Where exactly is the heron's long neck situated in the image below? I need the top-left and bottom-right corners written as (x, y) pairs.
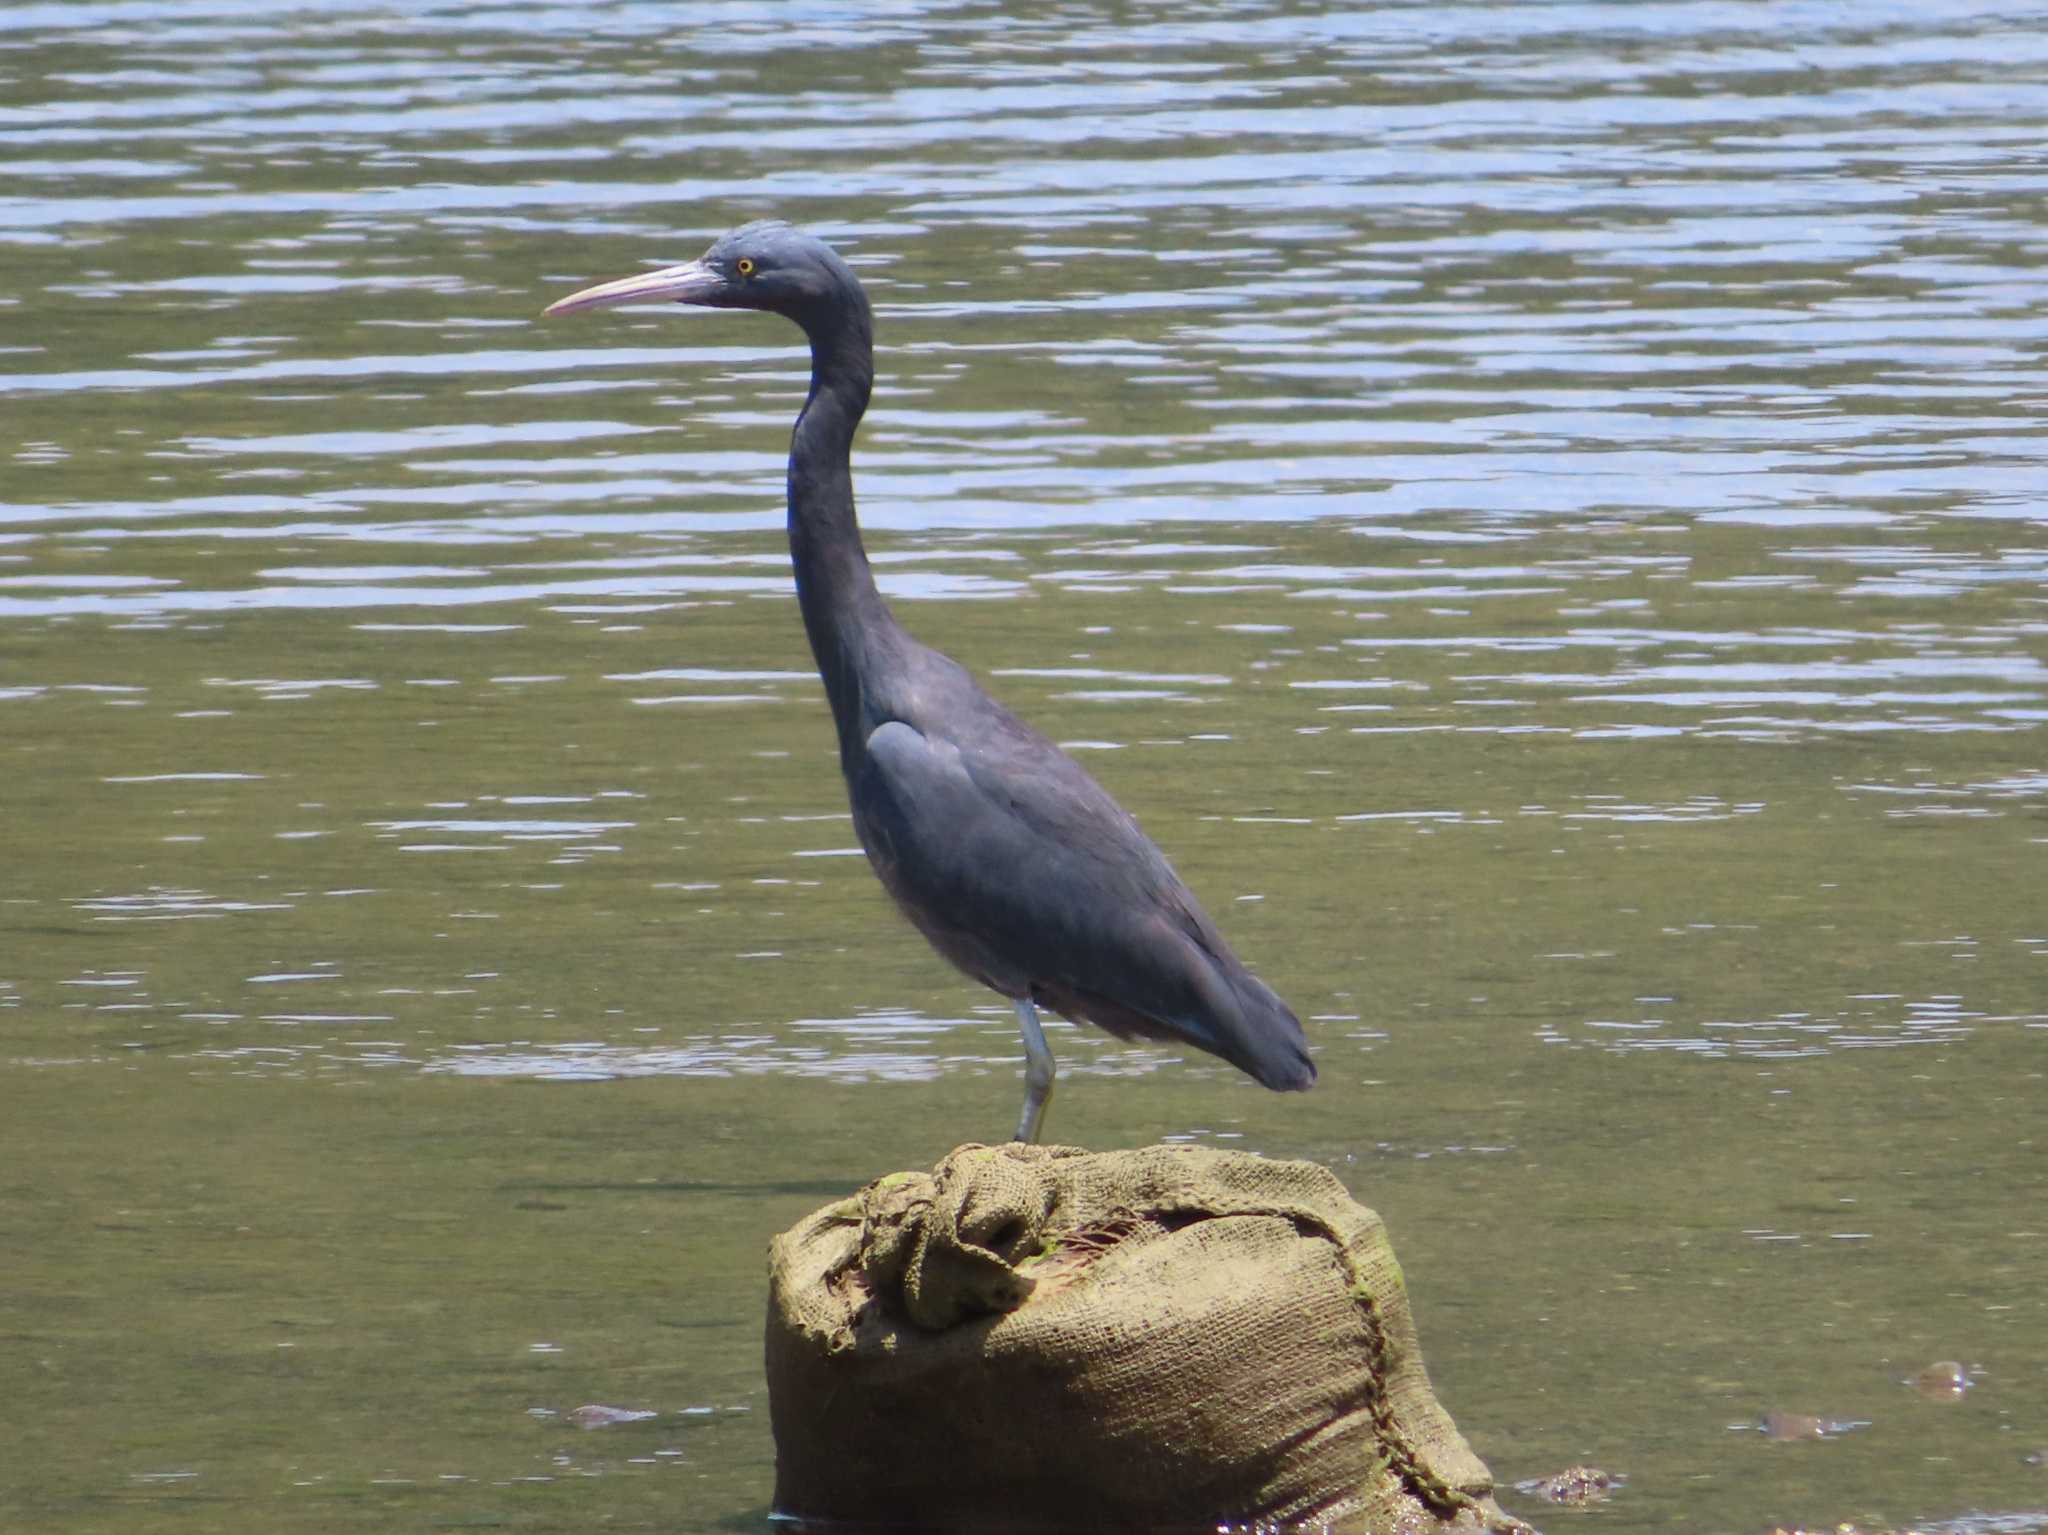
top-left (788, 315), bottom-right (895, 752)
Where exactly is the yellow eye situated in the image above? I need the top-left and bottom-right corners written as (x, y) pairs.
top-left (736, 257), bottom-right (756, 277)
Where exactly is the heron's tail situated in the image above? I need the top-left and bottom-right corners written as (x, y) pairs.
top-left (1217, 966), bottom-right (1317, 1092)
top-left (1055, 915), bottom-right (1317, 1092)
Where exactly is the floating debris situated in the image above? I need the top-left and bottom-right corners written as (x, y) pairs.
top-left (1513, 1465), bottom-right (1624, 1505)
top-left (1908, 1359), bottom-right (1971, 1401)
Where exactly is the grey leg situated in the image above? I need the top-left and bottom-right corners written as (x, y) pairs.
top-left (1012, 997), bottom-right (1055, 1144)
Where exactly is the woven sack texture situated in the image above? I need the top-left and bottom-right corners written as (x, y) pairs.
top-left (767, 1141), bottom-right (1526, 1533)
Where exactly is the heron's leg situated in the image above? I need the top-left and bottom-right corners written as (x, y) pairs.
top-left (1012, 997), bottom-right (1055, 1144)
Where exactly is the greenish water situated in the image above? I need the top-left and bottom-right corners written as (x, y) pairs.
top-left (4, 3), bottom-right (2046, 1531)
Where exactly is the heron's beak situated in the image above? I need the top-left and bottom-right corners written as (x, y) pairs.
top-left (541, 258), bottom-right (723, 318)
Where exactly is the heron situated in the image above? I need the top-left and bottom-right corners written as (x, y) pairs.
top-left (543, 222), bottom-right (1315, 1142)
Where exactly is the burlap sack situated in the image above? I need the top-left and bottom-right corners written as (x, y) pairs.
top-left (766, 1142), bottom-right (1526, 1533)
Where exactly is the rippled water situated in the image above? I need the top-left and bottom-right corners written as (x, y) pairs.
top-left (4, 3), bottom-right (2046, 1531)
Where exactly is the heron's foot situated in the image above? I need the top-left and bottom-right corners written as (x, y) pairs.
top-left (1012, 998), bottom-right (1055, 1144)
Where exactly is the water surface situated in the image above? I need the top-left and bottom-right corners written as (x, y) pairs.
top-left (4, 2), bottom-right (2046, 1531)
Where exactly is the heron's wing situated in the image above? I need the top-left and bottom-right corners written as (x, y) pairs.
top-left (857, 716), bottom-right (1178, 937)
top-left (853, 714), bottom-right (1311, 1088)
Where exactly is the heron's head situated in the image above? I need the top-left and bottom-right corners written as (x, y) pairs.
top-left (542, 221), bottom-right (864, 333)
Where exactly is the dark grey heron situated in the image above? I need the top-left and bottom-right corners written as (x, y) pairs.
top-left (544, 222), bottom-right (1314, 1142)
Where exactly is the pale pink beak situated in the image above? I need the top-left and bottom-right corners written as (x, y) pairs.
top-left (541, 258), bottom-right (723, 318)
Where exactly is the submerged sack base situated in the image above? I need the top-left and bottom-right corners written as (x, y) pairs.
top-left (767, 1142), bottom-right (1528, 1534)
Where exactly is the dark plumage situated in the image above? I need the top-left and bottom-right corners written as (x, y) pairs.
top-left (545, 222), bottom-right (1315, 1140)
